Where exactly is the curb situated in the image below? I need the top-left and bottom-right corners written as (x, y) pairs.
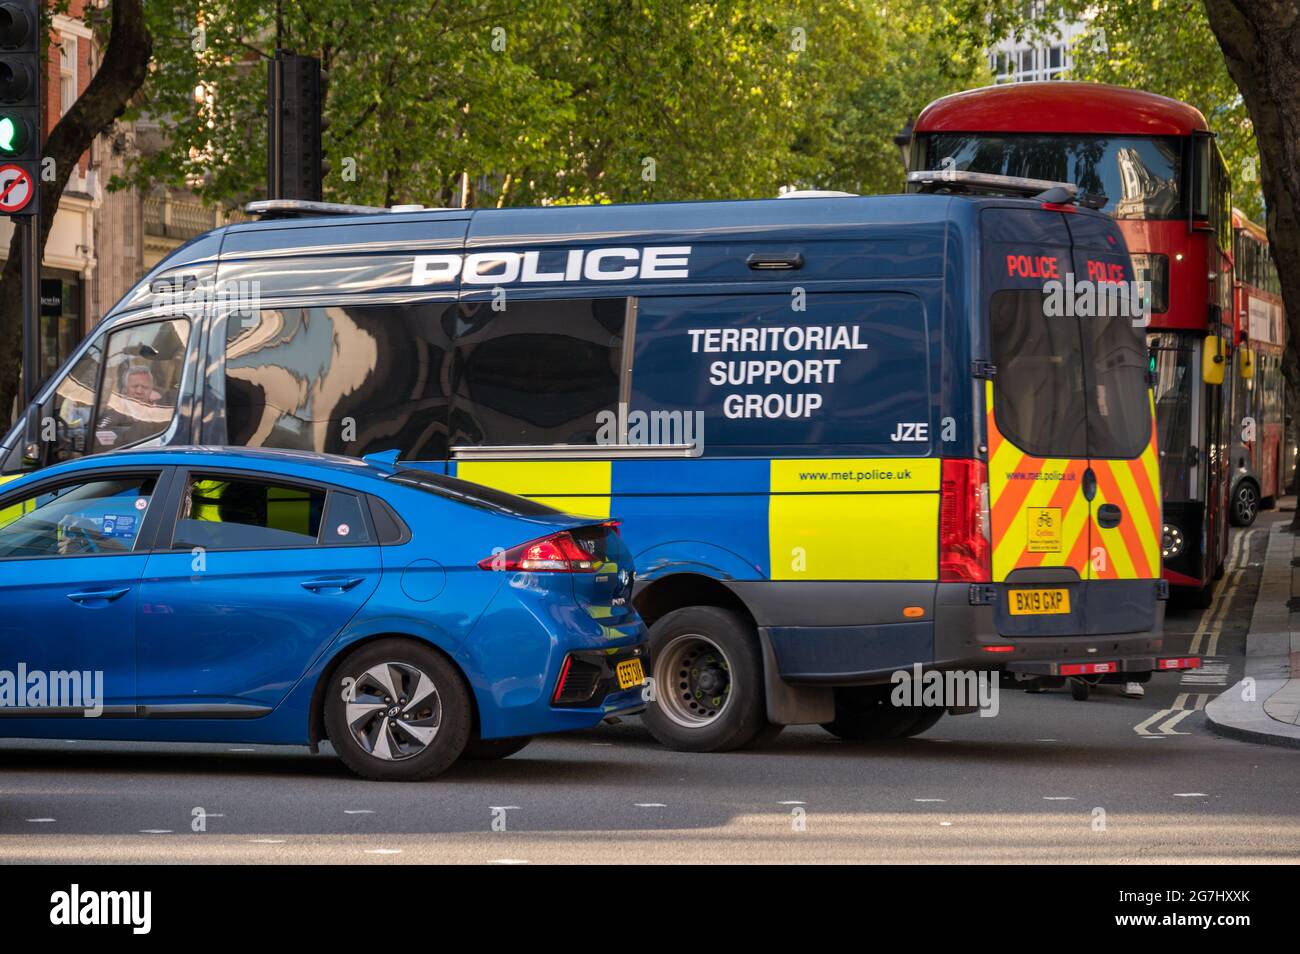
top-left (1204, 515), bottom-right (1300, 749)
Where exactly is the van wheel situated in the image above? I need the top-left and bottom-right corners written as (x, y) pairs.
top-left (820, 686), bottom-right (945, 740)
top-left (323, 638), bottom-right (471, 781)
top-left (643, 607), bottom-right (771, 752)
top-left (460, 735), bottom-right (532, 760)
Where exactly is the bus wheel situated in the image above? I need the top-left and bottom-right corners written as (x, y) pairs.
top-left (1230, 481), bottom-right (1260, 527)
top-left (643, 607), bottom-right (770, 753)
top-left (820, 687), bottom-right (944, 741)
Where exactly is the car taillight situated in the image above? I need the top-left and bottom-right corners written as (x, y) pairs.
top-left (478, 530), bottom-right (597, 572)
top-left (940, 458), bottom-right (991, 583)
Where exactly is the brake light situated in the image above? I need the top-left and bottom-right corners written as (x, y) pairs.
top-left (940, 459), bottom-right (991, 582)
top-left (1157, 656), bottom-right (1201, 671)
top-left (478, 531), bottom-right (597, 572)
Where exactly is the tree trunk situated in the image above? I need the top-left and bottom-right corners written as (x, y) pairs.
top-left (1203, 0), bottom-right (1300, 527)
top-left (0, 0), bottom-right (152, 425)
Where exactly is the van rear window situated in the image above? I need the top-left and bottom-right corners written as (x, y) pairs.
top-left (990, 290), bottom-right (1150, 459)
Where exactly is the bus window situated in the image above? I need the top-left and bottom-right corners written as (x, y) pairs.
top-left (448, 298), bottom-right (626, 448)
top-left (224, 303), bottom-right (454, 459)
top-left (91, 319), bottom-right (190, 453)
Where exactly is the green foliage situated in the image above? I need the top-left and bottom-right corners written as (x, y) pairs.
top-left (121, 0), bottom-right (984, 208)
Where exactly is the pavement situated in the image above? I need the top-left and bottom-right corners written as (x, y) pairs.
top-left (0, 512), bottom-right (1295, 863)
top-left (1206, 499), bottom-right (1300, 748)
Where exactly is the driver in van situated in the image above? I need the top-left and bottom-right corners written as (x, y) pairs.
top-left (95, 362), bottom-right (164, 450)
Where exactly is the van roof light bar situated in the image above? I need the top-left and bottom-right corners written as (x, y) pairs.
top-left (906, 169), bottom-right (1106, 208)
top-left (244, 199), bottom-right (454, 219)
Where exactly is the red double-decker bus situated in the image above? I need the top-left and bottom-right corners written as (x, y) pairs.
top-left (1230, 208), bottom-right (1287, 525)
top-left (908, 82), bottom-right (1234, 605)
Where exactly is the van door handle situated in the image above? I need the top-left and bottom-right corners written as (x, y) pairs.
top-left (1097, 503), bottom-right (1123, 529)
top-left (300, 576), bottom-right (365, 593)
top-left (66, 586), bottom-right (130, 605)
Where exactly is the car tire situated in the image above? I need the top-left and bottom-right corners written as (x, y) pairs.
top-left (642, 606), bottom-right (772, 753)
top-left (324, 638), bottom-right (471, 781)
top-left (820, 686), bottom-right (945, 740)
top-left (460, 734), bottom-right (532, 760)
top-left (1230, 480), bottom-right (1259, 527)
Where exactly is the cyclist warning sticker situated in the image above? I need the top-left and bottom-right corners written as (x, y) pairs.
top-left (1027, 507), bottom-right (1062, 552)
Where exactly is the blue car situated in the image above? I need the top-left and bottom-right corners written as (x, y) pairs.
top-left (0, 446), bottom-right (648, 780)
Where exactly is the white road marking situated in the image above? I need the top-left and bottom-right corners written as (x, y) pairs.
top-left (1173, 792), bottom-right (1209, 797)
top-left (489, 858), bottom-right (531, 864)
top-left (139, 829), bottom-right (172, 834)
top-left (250, 839), bottom-right (286, 844)
top-left (939, 822), bottom-right (954, 826)
top-left (25, 818), bottom-right (55, 823)
top-left (364, 848), bottom-right (402, 855)
top-left (1133, 692), bottom-right (1207, 735)
top-left (635, 803), bottom-right (667, 808)
top-left (490, 806), bottom-right (520, 811)
top-left (913, 798), bottom-right (946, 803)
top-left (1042, 796), bottom-right (1076, 801)
top-left (343, 809), bottom-right (374, 815)
top-left (778, 800), bottom-right (805, 805)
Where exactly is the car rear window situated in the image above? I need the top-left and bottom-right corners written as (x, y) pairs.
top-left (389, 469), bottom-right (563, 517)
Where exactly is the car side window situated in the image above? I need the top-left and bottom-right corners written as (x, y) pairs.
top-left (0, 473), bottom-right (160, 559)
top-left (172, 474), bottom-right (325, 550)
top-left (320, 491), bottom-right (372, 545)
top-left (50, 337), bottom-right (104, 462)
top-left (91, 318), bottom-right (191, 453)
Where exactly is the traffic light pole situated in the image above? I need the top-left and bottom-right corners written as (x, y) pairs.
top-left (20, 210), bottom-right (37, 404)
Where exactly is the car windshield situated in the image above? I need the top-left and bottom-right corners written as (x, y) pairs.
top-left (922, 133), bottom-right (1183, 219)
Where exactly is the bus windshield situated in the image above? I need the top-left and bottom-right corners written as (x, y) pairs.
top-left (921, 133), bottom-right (1183, 220)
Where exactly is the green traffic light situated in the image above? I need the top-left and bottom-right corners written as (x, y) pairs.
top-left (0, 115), bottom-right (26, 155)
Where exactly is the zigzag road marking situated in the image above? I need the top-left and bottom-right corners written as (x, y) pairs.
top-left (1133, 691), bottom-right (1209, 736)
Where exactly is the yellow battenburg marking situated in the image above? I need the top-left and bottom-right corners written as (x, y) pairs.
top-left (456, 460), bottom-right (611, 519)
top-left (769, 459), bottom-right (938, 582)
top-left (0, 472), bottom-right (32, 530)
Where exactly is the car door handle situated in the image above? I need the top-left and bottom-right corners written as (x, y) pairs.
top-left (66, 586), bottom-right (131, 605)
top-left (300, 576), bottom-right (365, 593)
top-left (1097, 503), bottom-right (1123, 529)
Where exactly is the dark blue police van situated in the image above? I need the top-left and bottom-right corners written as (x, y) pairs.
top-left (0, 182), bottom-right (1176, 753)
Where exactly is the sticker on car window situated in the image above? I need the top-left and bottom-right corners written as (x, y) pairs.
top-left (134, 497), bottom-right (148, 511)
top-left (99, 513), bottom-right (138, 538)
top-left (337, 523), bottom-right (350, 537)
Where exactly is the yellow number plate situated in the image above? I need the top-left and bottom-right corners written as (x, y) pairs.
top-left (1008, 588), bottom-right (1071, 616)
top-left (616, 658), bottom-right (645, 690)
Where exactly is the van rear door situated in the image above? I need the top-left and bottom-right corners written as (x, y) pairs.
top-left (983, 209), bottom-right (1094, 603)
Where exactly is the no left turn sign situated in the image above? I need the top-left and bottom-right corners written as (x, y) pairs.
top-left (0, 163), bottom-right (34, 214)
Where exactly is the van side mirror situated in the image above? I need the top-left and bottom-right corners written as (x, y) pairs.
top-left (1202, 334), bottom-right (1226, 385)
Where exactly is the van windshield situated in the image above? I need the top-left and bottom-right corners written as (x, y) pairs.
top-left (990, 290), bottom-right (1151, 459)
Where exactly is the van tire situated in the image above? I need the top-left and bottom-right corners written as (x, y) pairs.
top-left (821, 686), bottom-right (945, 741)
top-left (324, 638), bottom-right (471, 781)
top-left (642, 607), bottom-right (771, 753)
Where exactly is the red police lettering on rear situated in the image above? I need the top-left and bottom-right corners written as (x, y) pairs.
top-left (1006, 254), bottom-right (1059, 279)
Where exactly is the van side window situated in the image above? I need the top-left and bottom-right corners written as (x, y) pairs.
top-left (448, 298), bottom-right (626, 447)
top-left (224, 304), bottom-right (453, 459)
top-left (92, 319), bottom-right (191, 453)
top-left (50, 337), bottom-right (104, 462)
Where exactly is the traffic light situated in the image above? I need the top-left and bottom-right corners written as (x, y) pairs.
top-left (267, 52), bottom-right (323, 202)
top-left (0, 0), bottom-right (40, 216)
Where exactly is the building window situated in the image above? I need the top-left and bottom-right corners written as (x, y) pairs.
top-left (59, 37), bottom-right (77, 116)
